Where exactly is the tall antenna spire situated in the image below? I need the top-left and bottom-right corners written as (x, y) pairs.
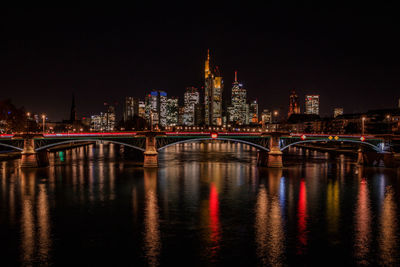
top-left (234, 71), bottom-right (238, 82)
top-left (205, 49), bottom-right (211, 79)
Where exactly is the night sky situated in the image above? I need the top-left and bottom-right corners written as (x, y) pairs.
top-left (1, 4), bottom-right (400, 121)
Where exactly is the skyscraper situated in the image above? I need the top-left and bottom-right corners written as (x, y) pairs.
top-left (305, 95), bottom-right (320, 115)
top-left (145, 90), bottom-right (167, 127)
top-left (288, 90), bottom-right (300, 118)
top-left (249, 99), bottom-right (259, 124)
top-left (194, 103), bottom-right (204, 126)
top-left (159, 91), bottom-right (168, 127)
top-left (124, 96), bottom-right (139, 122)
top-left (105, 105), bottom-right (116, 131)
top-left (204, 50), bottom-right (223, 126)
top-left (138, 100), bottom-right (146, 118)
top-left (229, 71), bottom-right (247, 125)
top-left (166, 97), bottom-right (179, 126)
top-left (183, 87), bottom-right (200, 126)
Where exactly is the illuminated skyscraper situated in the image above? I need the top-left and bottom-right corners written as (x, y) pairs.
top-left (333, 107), bottom-right (344, 118)
top-left (204, 50), bottom-right (224, 126)
top-left (105, 105), bottom-right (116, 131)
top-left (145, 90), bottom-right (167, 127)
top-left (229, 71), bottom-right (247, 125)
top-left (178, 106), bottom-right (185, 125)
top-left (305, 95), bottom-right (319, 115)
top-left (288, 90), bottom-right (300, 118)
top-left (166, 97), bottom-right (179, 126)
top-left (194, 103), bottom-right (204, 126)
top-left (183, 87), bottom-right (200, 126)
top-left (138, 100), bottom-right (146, 118)
top-left (249, 99), bottom-right (259, 124)
top-left (124, 96), bottom-right (139, 122)
top-left (159, 91), bottom-right (168, 127)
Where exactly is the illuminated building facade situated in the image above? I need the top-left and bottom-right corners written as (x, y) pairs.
top-left (194, 103), bottom-right (204, 126)
top-left (261, 109), bottom-right (272, 124)
top-left (138, 100), bottom-right (146, 118)
top-left (105, 105), bottom-right (116, 131)
top-left (145, 90), bottom-right (167, 127)
top-left (229, 71), bottom-right (247, 125)
top-left (305, 95), bottom-right (320, 115)
top-left (204, 50), bottom-right (224, 126)
top-left (90, 114), bottom-right (103, 131)
top-left (178, 106), bottom-right (185, 125)
top-left (123, 96), bottom-right (139, 122)
top-left (159, 91), bottom-right (167, 127)
top-left (333, 107), bottom-right (344, 118)
top-left (183, 87), bottom-right (200, 126)
top-left (166, 97), bottom-right (179, 126)
top-left (288, 90), bottom-right (300, 118)
top-left (90, 105), bottom-right (115, 131)
top-left (249, 99), bottom-right (259, 124)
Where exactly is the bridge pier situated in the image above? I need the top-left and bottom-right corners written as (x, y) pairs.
top-left (144, 133), bottom-right (158, 168)
top-left (356, 148), bottom-right (365, 166)
top-left (20, 138), bottom-right (38, 168)
top-left (20, 138), bottom-right (50, 168)
top-left (267, 134), bottom-right (283, 168)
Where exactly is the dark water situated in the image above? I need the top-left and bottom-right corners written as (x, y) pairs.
top-left (1, 142), bottom-right (400, 266)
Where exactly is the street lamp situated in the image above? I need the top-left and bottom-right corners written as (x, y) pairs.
top-left (26, 112), bottom-right (30, 133)
top-left (42, 114), bottom-right (46, 134)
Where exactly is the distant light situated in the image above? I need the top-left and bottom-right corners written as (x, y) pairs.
top-left (360, 136), bottom-right (365, 142)
top-left (211, 133), bottom-right (218, 139)
top-left (301, 135), bottom-right (306, 140)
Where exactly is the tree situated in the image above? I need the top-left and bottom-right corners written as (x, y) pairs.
top-left (0, 99), bottom-right (27, 133)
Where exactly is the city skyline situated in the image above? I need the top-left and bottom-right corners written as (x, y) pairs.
top-left (1, 6), bottom-right (400, 120)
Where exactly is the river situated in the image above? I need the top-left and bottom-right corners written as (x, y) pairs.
top-left (0, 142), bottom-right (400, 266)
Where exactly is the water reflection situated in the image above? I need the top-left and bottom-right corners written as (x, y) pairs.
top-left (379, 186), bottom-right (398, 266)
top-left (208, 182), bottom-right (221, 259)
top-left (297, 178), bottom-right (308, 255)
top-left (354, 171), bottom-right (371, 265)
top-left (326, 177), bottom-right (340, 240)
top-left (255, 169), bottom-right (285, 266)
top-left (0, 143), bottom-right (400, 265)
top-left (143, 169), bottom-right (161, 267)
top-left (20, 170), bottom-right (52, 265)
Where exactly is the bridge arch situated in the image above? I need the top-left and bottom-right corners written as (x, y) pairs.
top-left (280, 139), bottom-right (382, 152)
top-left (35, 139), bottom-right (145, 152)
top-left (0, 143), bottom-right (24, 152)
top-left (157, 137), bottom-right (270, 152)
